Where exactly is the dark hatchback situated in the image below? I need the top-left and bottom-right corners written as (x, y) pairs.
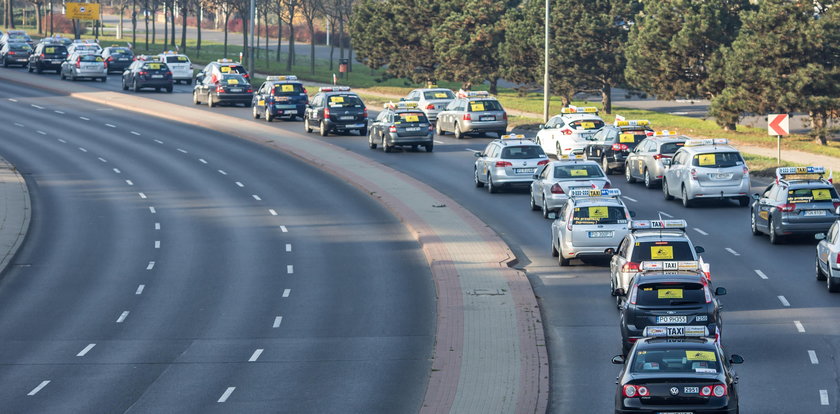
top-left (102, 47), bottom-right (135, 73)
top-left (585, 124), bottom-right (653, 174)
top-left (303, 87), bottom-right (368, 136)
top-left (1, 42), bottom-right (32, 67)
top-left (122, 60), bottom-right (174, 92)
top-left (193, 73), bottom-right (253, 107)
top-left (252, 77), bottom-right (308, 121)
top-left (28, 43), bottom-right (67, 73)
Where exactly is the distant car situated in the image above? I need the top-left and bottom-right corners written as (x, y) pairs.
top-left (401, 87), bottom-right (456, 124)
top-left (368, 101), bottom-right (434, 152)
top-left (662, 139), bottom-right (751, 208)
top-left (157, 51), bottom-right (192, 84)
top-left (303, 86), bottom-right (368, 136)
top-left (60, 53), bottom-right (107, 82)
top-left (0, 30), bottom-right (33, 49)
top-left (195, 58), bottom-right (249, 84)
top-left (536, 106), bottom-right (605, 157)
top-left (67, 40), bottom-right (102, 55)
top-left (550, 188), bottom-right (631, 266)
top-left (529, 157), bottom-right (612, 219)
top-left (28, 42), bottom-right (68, 73)
top-left (38, 36), bottom-right (73, 47)
top-left (816, 219), bottom-right (840, 292)
top-left (122, 59), bottom-right (173, 92)
top-left (0, 42), bottom-right (32, 67)
top-left (751, 166), bottom-right (839, 243)
top-left (193, 72), bottom-right (253, 107)
top-left (474, 134), bottom-right (548, 193)
top-left (251, 75), bottom-right (308, 121)
top-left (436, 91), bottom-right (508, 139)
top-left (612, 330), bottom-right (742, 414)
top-left (584, 120), bottom-right (653, 174)
top-left (101, 46), bottom-right (134, 73)
top-left (624, 132), bottom-right (689, 188)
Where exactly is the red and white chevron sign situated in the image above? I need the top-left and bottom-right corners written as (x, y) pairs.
top-left (768, 114), bottom-right (789, 136)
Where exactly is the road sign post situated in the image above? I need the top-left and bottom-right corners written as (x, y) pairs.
top-left (768, 113), bottom-right (790, 166)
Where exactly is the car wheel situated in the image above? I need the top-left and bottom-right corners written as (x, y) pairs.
top-left (359, 127), bottom-right (367, 136)
top-left (304, 117), bottom-right (313, 133)
top-left (265, 107), bottom-right (273, 122)
top-left (530, 193), bottom-right (539, 211)
top-left (643, 169), bottom-right (654, 188)
top-left (816, 256), bottom-right (827, 281)
top-left (827, 273), bottom-right (840, 292)
top-left (750, 210), bottom-right (761, 236)
top-left (60, 71), bottom-right (65, 80)
top-left (601, 156), bottom-right (611, 174)
top-left (681, 186), bottom-right (693, 208)
top-left (663, 179), bottom-right (674, 200)
top-left (252, 105), bottom-right (260, 119)
top-left (102, 77), bottom-right (107, 82)
top-left (558, 249), bottom-right (570, 266)
top-left (319, 120), bottom-right (329, 137)
top-left (425, 143), bottom-right (433, 152)
top-left (36, 66), bottom-right (42, 74)
top-left (436, 122), bottom-right (446, 136)
top-left (122, 79), bottom-right (128, 91)
top-left (474, 168), bottom-right (484, 187)
top-left (737, 196), bottom-right (749, 207)
top-left (165, 86), bottom-right (172, 93)
top-left (769, 218), bottom-right (782, 244)
top-left (454, 124), bottom-right (463, 140)
top-left (27, 65), bottom-right (32, 73)
top-left (556, 142), bottom-right (562, 157)
top-left (208, 94), bottom-right (215, 108)
top-left (542, 198), bottom-right (550, 219)
top-left (193, 91), bottom-right (201, 105)
top-left (383, 135), bottom-right (392, 153)
top-left (132, 79), bottom-right (138, 92)
top-left (625, 164), bottom-right (636, 183)
top-left (551, 240), bottom-right (559, 257)
top-left (487, 174), bottom-right (497, 193)
top-left (186, 79), bottom-right (192, 85)
top-left (368, 131), bottom-right (377, 149)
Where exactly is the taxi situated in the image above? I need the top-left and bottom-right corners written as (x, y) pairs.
top-left (193, 72), bottom-right (253, 107)
top-left (401, 87), bottom-right (456, 124)
top-left (550, 188), bottom-right (631, 266)
top-left (609, 220), bottom-right (706, 306)
top-left (66, 39), bottom-right (102, 55)
top-left (535, 106), bottom-right (605, 157)
top-left (251, 75), bottom-right (308, 121)
top-left (620, 262), bottom-right (727, 353)
top-left (816, 218), bottom-right (840, 292)
top-left (751, 166), bottom-right (839, 244)
top-left (157, 51), bottom-right (193, 84)
top-left (624, 131), bottom-right (688, 188)
top-left (662, 139), bottom-right (751, 207)
top-left (60, 52), bottom-right (107, 82)
top-left (529, 155), bottom-right (612, 219)
top-left (369, 102), bottom-right (434, 152)
top-left (612, 328), bottom-right (742, 414)
top-left (584, 119), bottom-right (653, 174)
top-left (474, 134), bottom-right (548, 193)
top-left (303, 86), bottom-right (368, 136)
top-left (436, 91), bottom-right (508, 139)
top-left (195, 58), bottom-right (250, 85)
top-left (121, 58), bottom-right (173, 92)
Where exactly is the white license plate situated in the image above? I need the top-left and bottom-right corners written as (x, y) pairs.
top-left (52, 59), bottom-right (63, 63)
top-left (805, 210), bottom-right (827, 216)
top-left (229, 88), bottom-right (242, 92)
top-left (479, 115), bottom-right (495, 121)
top-left (17, 58), bottom-right (27, 61)
top-left (588, 231), bottom-right (613, 238)
top-left (406, 127), bottom-right (421, 132)
top-left (514, 168), bottom-right (535, 174)
top-left (339, 115), bottom-right (354, 120)
top-left (277, 104), bottom-right (296, 109)
top-left (711, 173), bottom-right (732, 179)
top-left (151, 75), bottom-right (163, 79)
top-left (657, 411), bottom-right (694, 414)
top-left (83, 65), bottom-right (98, 70)
top-left (683, 387), bottom-right (699, 394)
top-left (656, 316), bottom-right (687, 324)
top-left (119, 58), bottom-right (129, 61)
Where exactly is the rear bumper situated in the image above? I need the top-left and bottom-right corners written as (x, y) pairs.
top-left (138, 79), bottom-right (173, 88)
top-left (215, 93), bottom-right (253, 104)
top-left (325, 120), bottom-right (367, 131)
top-left (778, 220), bottom-right (835, 235)
top-left (269, 104), bottom-right (306, 117)
top-left (688, 182), bottom-right (750, 199)
top-left (544, 194), bottom-right (570, 211)
top-left (386, 133), bottom-right (433, 146)
top-left (461, 120), bottom-right (507, 133)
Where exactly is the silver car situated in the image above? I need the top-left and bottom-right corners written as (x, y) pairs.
top-left (816, 218), bottom-right (840, 292)
top-left (535, 107), bottom-right (605, 157)
top-left (551, 188), bottom-right (631, 266)
top-left (662, 139), bottom-right (751, 207)
top-left (624, 133), bottom-right (689, 188)
top-left (67, 40), bottom-right (102, 55)
top-left (437, 91), bottom-right (508, 139)
top-left (401, 88), bottom-right (455, 124)
top-left (60, 52), bottom-right (107, 82)
top-left (474, 135), bottom-right (548, 193)
top-left (529, 157), bottom-right (612, 219)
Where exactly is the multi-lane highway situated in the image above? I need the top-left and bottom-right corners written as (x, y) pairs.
top-left (2, 65), bottom-right (839, 413)
top-left (0, 79), bottom-right (434, 413)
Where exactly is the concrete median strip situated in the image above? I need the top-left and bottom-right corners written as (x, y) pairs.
top-left (0, 154), bottom-right (31, 279)
top-left (0, 72), bottom-right (549, 414)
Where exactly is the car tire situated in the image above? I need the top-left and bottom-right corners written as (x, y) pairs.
top-left (208, 94), bottom-right (215, 108)
top-left (359, 127), bottom-right (367, 137)
top-left (827, 273), bottom-right (840, 292)
top-left (769, 218), bottom-right (783, 244)
top-left (265, 107), bottom-right (273, 122)
top-left (186, 79), bottom-right (192, 85)
top-left (474, 168), bottom-right (484, 187)
top-left (193, 91), bottom-right (201, 105)
top-left (252, 105), bottom-right (260, 119)
top-left (625, 164), bottom-right (636, 183)
top-left (750, 210), bottom-right (761, 236)
top-left (487, 174), bottom-right (497, 193)
top-left (558, 250), bottom-right (570, 266)
top-left (122, 80), bottom-right (128, 91)
top-left (681, 186), bottom-right (693, 208)
top-left (816, 256), bottom-right (827, 281)
top-left (166, 86), bottom-right (172, 93)
top-left (36, 66), bottom-right (42, 74)
top-left (497, 130), bottom-right (506, 137)
top-left (663, 179), bottom-right (674, 200)
top-left (737, 196), bottom-right (749, 207)
top-left (368, 131), bottom-right (377, 149)
top-left (556, 142), bottom-right (562, 157)
top-left (551, 241), bottom-right (559, 257)
top-left (530, 193), bottom-right (539, 211)
top-left (454, 124), bottom-right (463, 140)
top-left (643, 169), bottom-right (654, 188)
top-left (27, 65), bottom-right (33, 73)
top-left (425, 143), bottom-right (433, 152)
top-left (383, 135), bottom-right (392, 153)
top-left (304, 117), bottom-right (313, 133)
top-left (132, 79), bottom-right (138, 92)
top-left (601, 156), bottom-right (611, 174)
top-left (436, 122), bottom-right (446, 136)
top-left (102, 77), bottom-right (107, 82)
top-left (60, 71), bottom-right (65, 80)
top-left (319, 120), bottom-right (329, 137)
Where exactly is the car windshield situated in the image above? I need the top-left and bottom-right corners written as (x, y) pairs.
top-left (423, 90), bottom-right (454, 100)
top-left (691, 151), bottom-right (743, 168)
top-left (79, 55), bottom-right (104, 62)
top-left (571, 206), bottom-right (627, 225)
top-left (660, 142), bottom-right (686, 154)
top-left (396, 112), bottom-right (428, 123)
top-left (327, 94), bottom-right (363, 107)
top-left (501, 146), bottom-right (546, 159)
top-left (165, 55), bottom-right (189, 63)
top-left (631, 241), bottom-right (694, 262)
top-left (221, 74), bottom-right (248, 85)
top-left (787, 187), bottom-right (839, 203)
top-left (568, 119), bottom-right (604, 130)
top-left (635, 282), bottom-right (706, 306)
top-left (631, 348), bottom-right (721, 373)
top-left (272, 83), bottom-right (305, 95)
top-left (554, 164), bottom-right (604, 179)
top-left (467, 99), bottom-right (502, 112)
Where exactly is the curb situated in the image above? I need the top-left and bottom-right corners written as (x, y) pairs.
top-left (0, 155), bottom-right (31, 279)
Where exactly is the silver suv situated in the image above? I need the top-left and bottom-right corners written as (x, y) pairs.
top-left (551, 188), bottom-right (632, 266)
top-left (401, 88), bottom-right (456, 124)
top-left (662, 139), bottom-right (751, 207)
top-left (437, 91), bottom-right (508, 139)
top-left (624, 132), bottom-right (689, 188)
top-left (529, 157), bottom-right (612, 219)
top-left (60, 52), bottom-right (107, 82)
top-left (474, 135), bottom-right (548, 193)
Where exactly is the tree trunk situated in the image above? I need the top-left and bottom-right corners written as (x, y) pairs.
top-left (180, 1), bottom-right (187, 52)
top-left (170, 4), bottom-right (175, 49)
top-left (338, 19), bottom-right (344, 61)
top-left (255, 11), bottom-right (260, 59)
top-left (286, 21), bottom-right (295, 71)
top-left (9, 0), bottom-right (15, 28)
top-left (263, 10), bottom-right (268, 65)
top-left (150, 3), bottom-right (155, 47)
top-left (131, 0), bottom-right (137, 47)
top-left (275, 9), bottom-right (281, 62)
top-left (118, 6), bottom-right (124, 39)
top-left (241, 13), bottom-right (248, 68)
top-left (308, 20), bottom-right (315, 74)
top-left (35, 2), bottom-right (42, 34)
top-left (489, 78), bottom-right (498, 95)
top-left (164, 2), bottom-right (168, 48)
top-left (600, 82), bottom-right (612, 114)
top-left (223, 12), bottom-right (229, 56)
top-left (196, 4), bottom-right (201, 56)
top-left (811, 111), bottom-right (829, 145)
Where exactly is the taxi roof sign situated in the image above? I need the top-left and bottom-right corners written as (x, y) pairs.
top-left (643, 326), bottom-right (709, 338)
top-left (639, 261), bottom-right (701, 272)
top-left (685, 138), bottom-right (728, 147)
top-left (266, 75), bottom-right (298, 81)
top-left (630, 219), bottom-right (688, 231)
top-left (654, 130), bottom-right (677, 136)
top-left (568, 188), bottom-right (621, 198)
top-left (558, 154), bottom-right (585, 160)
top-left (384, 101), bottom-right (419, 110)
top-left (776, 166), bottom-right (827, 182)
top-left (614, 120), bottom-right (650, 127)
top-left (560, 106), bottom-right (599, 114)
top-left (500, 134), bottom-right (527, 140)
top-left (319, 86), bottom-right (351, 92)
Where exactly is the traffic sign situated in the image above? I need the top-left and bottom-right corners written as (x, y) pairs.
top-left (65, 2), bottom-right (100, 20)
top-left (768, 113), bottom-right (789, 136)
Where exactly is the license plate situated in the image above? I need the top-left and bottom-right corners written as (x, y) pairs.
top-left (119, 58), bottom-right (129, 61)
top-left (657, 411), bottom-right (694, 414)
top-left (805, 210), bottom-right (827, 216)
top-left (83, 65), bottom-right (98, 70)
top-left (339, 115), bottom-right (354, 120)
top-left (17, 58), bottom-right (27, 61)
top-left (514, 168), bottom-right (535, 174)
top-left (151, 75), bottom-right (163, 79)
top-left (683, 387), bottom-right (699, 394)
top-left (52, 59), bottom-right (62, 63)
top-left (277, 96), bottom-right (291, 102)
top-left (479, 115), bottom-right (495, 121)
top-left (588, 231), bottom-right (614, 238)
top-left (277, 104), bottom-right (296, 109)
top-left (657, 316), bottom-right (687, 324)
top-left (406, 127), bottom-right (421, 132)
top-left (711, 173), bottom-right (732, 179)
top-left (229, 88), bottom-right (242, 92)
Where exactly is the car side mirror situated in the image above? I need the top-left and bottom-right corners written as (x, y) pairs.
top-left (836, 206), bottom-right (840, 215)
top-left (474, 152), bottom-right (483, 158)
top-left (399, 98), bottom-right (405, 102)
top-left (729, 354), bottom-right (744, 364)
top-left (604, 248), bottom-right (616, 256)
top-left (714, 287), bottom-right (727, 296)
top-left (539, 124), bottom-right (545, 130)
top-left (611, 355), bottom-right (625, 364)
top-left (816, 233), bottom-right (826, 241)
top-left (662, 158), bottom-right (672, 166)
top-left (695, 246), bottom-right (705, 254)
top-left (629, 211), bottom-right (636, 218)
top-left (611, 287), bottom-right (625, 297)
top-left (752, 193), bottom-right (760, 201)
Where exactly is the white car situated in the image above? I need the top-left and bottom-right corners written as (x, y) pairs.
top-left (158, 52), bottom-right (193, 84)
top-left (550, 188), bottom-right (632, 266)
top-left (536, 106), bottom-right (605, 157)
top-left (816, 217), bottom-right (840, 292)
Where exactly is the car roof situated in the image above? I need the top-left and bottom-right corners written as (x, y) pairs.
top-left (636, 337), bottom-right (716, 348)
top-left (630, 230), bottom-right (690, 240)
top-left (680, 145), bottom-right (739, 153)
top-left (549, 160), bottom-right (600, 167)
top-left (558, 113), bottom-right (602, 120)
top-left (570, 198), bottom-right (625, 208)
top-left (634, 273), bottom-right (707, 284)
top-left (648, 136), bottom-right (689, 143)
top-left (785, 181), bottom-right (834, 189)
top-left (493, 139), bottom-right (538, 146)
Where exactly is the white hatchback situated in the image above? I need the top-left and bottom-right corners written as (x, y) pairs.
top-left (536, 107), bottom-right (605, 157)
top-left (158, 53), bottom-right (193, 84)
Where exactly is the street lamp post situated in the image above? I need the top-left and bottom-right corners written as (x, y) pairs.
top-left (543, 0), bottom-right (550, 123)
top-left (249, 0), bottom-right (255, 74)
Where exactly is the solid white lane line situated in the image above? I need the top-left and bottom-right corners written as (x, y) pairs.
top-left (177, 148), bottom-right (188, 153)
top-left (57, 139), bottom-right (66, 143)
top-left (146, 261), bottom-right (155, 270)
top-left (693, 228), bottom-right (709, 236)
top-left (130, 131), bottom-right (141, 136)
top-left (285, 244), bottom-right (292, 252)
top-left (113, 168), bottom-right (121, 174)
top-left (8, 98), bottom-right (17, 102)
top-left (820, 390), bottom-right (829, 405)
top-left (235, 182), bottom-right (244, 187)
top-left (78, 147), bottom-right (88, 152)
top-left (54, 110), bottom-right (64, 114)
top-left (778, 295), bottom-right (790, 307)
top-left (36, 130), bottom-right (46, 135)
top-left (13, 122), bottom-right (24, 127)
top-left (139, 192), bottom-right (147, 199)
top-left (658, 211), bottom-right (674, 218)
top-left (98, 157), bottom-right (107, 163)
top-left (248, 349), bottom-right (264, 362)
top-left (155, 222), bottom-right (161, 230)
top-left (218, 169), bottom-right (228, 175)
top-left (199, 158), bottom-right (207, 164)
top-left (27, 380), bottom-right (50, 396)
top-left (252, 195), bottom-right (261, 201)
top-left (725, 248), bottom-right (740, 256)
top-left (218, 387), bottom-right (236, 403)
top-left (77, 343), bottom-right (96, 357)
top-left (282, 289), bottom-right (291, 297)
top-left (269, 209), bottom-right (278, 216)
top-left (287, 265), bottom-right (294, 274)
top-left (623, 196), bottom-right (638, 203)
top-left (105, 123), bottom-right (116, 128)
top-left (136, 284), bottom-right (145, 295)
top-left (809, 350), bottom-right (819, 364)
top-left (434, 140), bottom-right (444, 144)
top-left (116, 311), bottom-right (130, 323)
top-left (31, 104), bottom-right (44, 109)
top-left (273, 316), bottom-right (283, 328)
top-left (280, 226), bottom-right (288, 233)
top-left (126, 180), bottom-right (134, 186)
top-left (795, 320), bottom-right (806, 333)
top-left (154, 241), bottom-right (160, 249)
top-left (154, 139), bottom-right (164, 144)
top-left (754, 269), bottom-right (768, 280)
top-left (79, 116), bottom-right (90, 120)
top-left (149, 207), bottom-right (156, 214)
top-left (465, 148), bottom-right (479, 152)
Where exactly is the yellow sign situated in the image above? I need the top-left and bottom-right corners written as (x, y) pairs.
top-left (589, 206), bottom-right (608, 219)
top-left (281, 84), bottom-right (294, 92)
top-left (650, 246), bottom-right (674, 260)
top-left (227, 78), bottom-right (239, 85)
top-left (404, 115), bottom-right (419, 122)
top-left (330, 96), bottom-right (345, 103)
top-left (686, 351), bottom-right (717, 361)
top-left (658, 288), bottom-right (683, 299)
top-left (258, 100), bottom-right (265, 106)
top-left (45, 47), bottom-right (55, 53)
top-left (147, 63), bottom-right (160, 70)
top-left (65, 2), bottom-right (101, 20)
top-left (434, 92), bottom-right (448, 99)
top-left (620, 133), bottom-right (635, 143)
top-left (177, 56), bottom-right (188, 61)
top-left (95, 56), bottom-right (103, 62)
top-left (697, 154), bottom-right (716, 166)
top-left (813, 189), bottom-right (831, 201)
top-left (220, 66), bottom-right (231, 73)
top-left (470, 103), bottom-right (485, 112)
top-left (759, 211), bottom-right (769, 220)
top-left (581, 122), bottom-right (595, 129)
top-left (570, 169), bottom-right (588, 176)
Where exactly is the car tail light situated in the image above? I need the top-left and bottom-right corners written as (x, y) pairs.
top-left (779, 203), bottom-right (796, 212)
top-left (389, 125), bottom-right (397, 133)
top-left (426, 103), bottom-right (435, 110)
top-left (622, 384), bottom-right (648, 398)
top-left (700, 386), bottom-right (712, 396)
top-left (167, 71), bottom-right (173, 76)
top-left (537, 160), bottom-right (549, 166)
top-left (646, 131), bottom-right (654, 136)
top-left (550, 183), bottom-right (564, 194)
top-left (495, 161), bottom-right (512, 168)
top-left (246, 88), bottom-right (253, 93)
top-left (611, 143), bottom-right (628, 151)
top-left (652, 154), bottom-right (671, 160)
top-left (243, 73), bottom-right (250, 79)
top-left (7, 51), bottom-right (14, 55)
top-left (835, 252), bottom-right (840, 265)
top-left (629, 285), bottom-right (639, 304)
top-left (622, 262), bottom-right (639, 272)
top-left (833, 202), bottom-right (840, 211)
top-left (363, 108), bottom-right (368, 118)
top-left (303, 87), bottom-right (307, 94)
top-left (561, 128), bottom-right (572, 135)
top-left (637, 386), bottom-right (650, 397)
top-left (699, 384), bottom-right (727, 397)
top-left (503, 112), bottom-right (508, 121)
top-left (690, 168), bottom-right (698, 180)
top-left (324, 107), bottom-right (330, 118)
top-left (40, 53), bottom-right (45, 58)
top-left (216, 85), bottom-right (225, 93)
top-left (704, 286), bottom-right (712, 303)
top-left (107, 56), bottom-right (114, 61)
top-left (138, 71), bottom-right (147, 76)
top-left (463, 113), bottom-right (472, 121)
top-left (75, 59), bottom-right (80, 68)
top-left (743, 166), bottom-right (749, 175)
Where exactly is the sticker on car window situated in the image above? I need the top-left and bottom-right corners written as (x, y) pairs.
top-left (470, 103), bottom-right (485, 112)
top-left (657, 288), bottom-right (683, 299)
top-left (697, 154), bottom-right (716, 166)
top-left (147, 63), bottom-right (160, 70)
top-left (813, 189), bottom-right (831, 201)
top-left (226, 78), bottom-right (239, 85)
top-left (95, 57), bottom-right (104, 62)
top-left (686, 351), bottom-right (716, 361)
top-left (45, 47), bottom-right (55, 53)
top-left (589, 206), bottom-right (608, 219)
top-left (620, 133), bottom-right (635, 143)
top-left (650, 245), bottom-right (673, 260)
top-left (330, 96), bottom-right (345, 104)
top-left (570, 169), bottom-right (588, 176)
top-left (404, 114), bottom-right (420, 122)
top-left (220, 66), bottom-right (231, 73)
top-left (281, 84), bottom-right (294, 92)
top-left (434, 92), bottom-right (448, 99)
top-left (178, 56), bottom-right (188, 61)
top-left (581, 122), bottom-right (595, 129)
top-left (258, 100), bottom-right (265, 106)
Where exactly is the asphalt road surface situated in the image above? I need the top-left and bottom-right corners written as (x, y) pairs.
top-left (0, 78), bottom-right (434, 413)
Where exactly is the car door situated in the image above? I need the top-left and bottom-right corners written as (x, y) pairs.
top-left (371, 110), bottom-right (387, 139)
top-left (817, 222), bottom-right (837, 273)
top-left (538, 116), bottom-right (559, 154)
top-left (754, 185), bottom-right (777, 230)
top-left (477, 143), bottom-right (496, 181)
top-left (665, 150), bottom-right (683, 194)
top-left (611, 237), bottom-right (630, 291)
top-left (531, 164), bottom-right (548, 203)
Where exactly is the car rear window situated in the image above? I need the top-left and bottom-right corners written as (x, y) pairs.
top-left (554, 164), bottom-right (604, 179)
top-left (327, 94), bottom-right (363, 107)
top-left (631, 241), bottom-right (694, 262)
top-left (424, 90), bottom-right (454, 100)
top-left (660, 141), bottom-right (686, 154)
top-left (617, 130), bottom-right (648, 146)
top-left (221, 74), bottom-right (248, 85)
top-left (10, 44), bottom-right (30, 51)
top-left (218, 64), bottom-right (246, 75)
top-left (571, 206), bottom-right (627, 225)
top-left (691, 151), bottom-right (743, 168)
top-left (142, 62), bottom-right (167, 71)
top-left (568, 119), bottom-right (605, 130)
top-left (467, 99), bottom-right (502, 112)
top-left (79, 55), bottom-right (104, 62)
top-left (273, 83), bottom-right (305, 95)
top-left (631, 348), bottom-right (720, 373)
top-left (501, 146), bottom-right (546, 159)
top-left (165, 55), bottom-right (189, 63)
top-left (43, 45), bottom-right (66, 54)
top-left (110, 48), bottom-right (131, 55)
top-left (635, 282), bottom-right (707, 306)
top-left (787, 187), bottom-right (839, 203)
top-left (396, 112), bottom-right (428, 123)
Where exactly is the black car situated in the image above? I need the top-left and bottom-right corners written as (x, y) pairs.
top-left (620, 271), bottom-right (726, 354)
top-left (122, 60), bottom-right (174, 92)
top-left (102, 46), bottom-right (135, 73)
top-left (28, 43), bottom-right (68, 73)
top-left (0, 31), bottom-right (33, 49)
top-left (251, 75), bottom-right (308, 121)
top-left (1, 42), bottom-right (32, 67)
top-left (585, 123), bottom-right (653, 174)
top-left (368, 102), bottom-right (433, 152)
top-left (192, 73), bottom-right (253, 107)
top-left (195, 59), bottom-right (250, 85)
top-left (612, 336), bottom-right (742, 414)
top-left (303, 86), bottom-right (368, 136)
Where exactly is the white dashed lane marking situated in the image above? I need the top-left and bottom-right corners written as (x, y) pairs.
top-left (149, 207), bottom-right (157, 214)
top-left (235, 182), bottom-right (244, 187)
top-left (623, 196), bottom-right (638, 203)
top-left (177, 148), bottom-right (188, 154)
top-left (36, 130), bottom-right (46, 135)
top-left (130, 131), bottom-right (141, 136)
top-left (54, 110), bottom-right (64, 114)
top-left (27, 380), bottom-right (50, 396)
top-left (725, 248), bottom-right (740, 256)
top-left (98, 157), bottom-right (107, 163)
top-left (126, 180), bottom-right (134, 186)
top-left (136, 284), bottom-right (145, 295)
top-left (8, 98), bottom-right (18, 102)
top-left (218, 170), bottom-right (228, 175)
top-left (105, 123), bottom-right (116, 128)
top-left (199, 158), bottom-right (207, 164)
top-left (658, 211), bottom-right (674, 218)
top-left (287, 265), bottom-right (294, 274)
top-left (79, 116), bottom-right (90, 120)
top-left (31, 104), bottom-right (44, 109)
top-left (248, 349), bottom-right (264, 362)
top-left (269, 209), bottom-right (278, 216)
top-left (113, 168), bottom-right (121, 174)
top-left (146, 261), bottom-right (155, 270)
top-left (116, 311), bottom-right (130, 323)
top-left (754, 269), bottom-right (768, 280)
top-left (154, 241), bottom-right (161, 249)
top-left (155, 222), bottom-right (161, 230)
top-left (795, 320), bottom-right (806, 333)
top-left (285, 244), bottom-right (292, 252)
top-left (778, 296), bottom-right (790, 307)
top-left (820, 390), bottom-right (829, 405)
top-left (139, 192), bottom-right (147, 199)
top-left (57, 139), bottom-right (66, 143)
top-left (218, 387), bottom-right (235, 403)
top-left (77, 343), bottom-right (96, 357)
top-left (273, 316), bottom-right (283, 328)
top-left (280, 226), bottom-right (288, 233)
top-left (78, 147), bottom-right (88, 153)
top-left (809, 350), bottom-right (819, 364)
top-left (252, 195), bottom-right (261, 201)
top-left (13, 122), bottom-right (23, 127)
top-left (154, 139), bottom-right (164, 144)
top-left (282, 289), bottom-right (291, 298)
top-left (693, 228), bottom-right (709, 236)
